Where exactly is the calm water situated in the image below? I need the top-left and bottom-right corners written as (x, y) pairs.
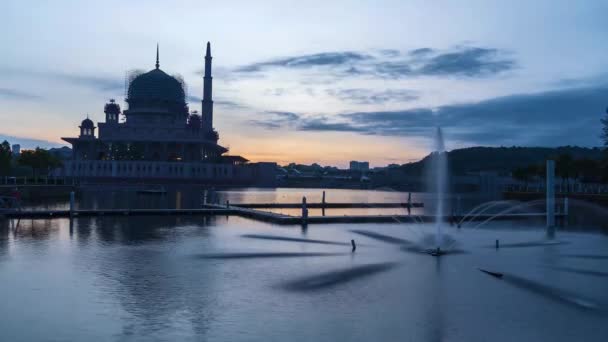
top-left (2, 189), bottom-right (608, 341)
top-left (21, 187), bottom-right (484, 217)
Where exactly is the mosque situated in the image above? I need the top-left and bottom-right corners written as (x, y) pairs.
top-left (59, 43), bottom-right (276, 185)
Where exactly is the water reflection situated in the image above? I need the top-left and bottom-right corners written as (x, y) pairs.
top-left (1, 205), bottom-right (608, 340)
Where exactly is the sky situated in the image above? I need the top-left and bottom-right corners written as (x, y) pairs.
top-left (2, 0), bottom-right (608, 167)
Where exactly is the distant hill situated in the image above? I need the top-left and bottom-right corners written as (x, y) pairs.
top-left (0, 134), bottom-right (63, 149)
top-left (400, 146), bottom-right (606, 176)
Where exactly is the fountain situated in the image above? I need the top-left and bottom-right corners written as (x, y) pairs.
top-left (428, 127), bottom-right (447, 255)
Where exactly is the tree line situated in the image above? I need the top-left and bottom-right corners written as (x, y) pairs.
top-left (512, 110), bottom-right (608, 188)
top-left (0, 140), bottom-right (62, 177)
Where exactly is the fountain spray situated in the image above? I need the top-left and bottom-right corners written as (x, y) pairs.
top-left (432, 127), bottom-right (447, 251)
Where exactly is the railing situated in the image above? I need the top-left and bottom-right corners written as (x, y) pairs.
top-left (0, 196), bottom-right (21, 212)
top-left (504, 183), bottom-right (608, 195)
top-left (0, 176), bottom-right (76, 186)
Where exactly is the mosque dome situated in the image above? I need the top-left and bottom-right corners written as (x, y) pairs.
top-left (124, 45), bottom-right (189, 118)
top-left (127, 68), bottom-right (185, 105)
top-left (80, 117), bottom-right (94, 128)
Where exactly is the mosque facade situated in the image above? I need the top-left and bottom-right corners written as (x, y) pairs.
top-left (58, 43), bottom-right (276, 185)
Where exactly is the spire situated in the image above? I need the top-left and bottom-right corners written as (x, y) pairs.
top-left (155, 43), bottom-right (160, 69)
top-left (202, 41), bottom-right (214, 132)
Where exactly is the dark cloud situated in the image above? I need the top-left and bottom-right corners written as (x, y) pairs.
top-left (298, 117), bottom-right (365, 132)
top-left (417, 47), bottom-right (515, 77)
top-left (0, 88), bottom-right (42, 100)
top-left (409, 48), bottom-right (434, 57)
top-left (267, 111), bottom-right (300, 121)
top-left (233, 46), bottom-right (515, 80)
top-left (326, 88), bottom-right (418, 104)
top-left (248, 111), bottom-right (301, 129)
top-left (251, 85), bottom-right (607, 146)
top-left (374, 46), bottom-right (515, 78)
top-left (373, 61), bottom-right (413, 78)
top-left (235, 52), bottom-right (371, 73)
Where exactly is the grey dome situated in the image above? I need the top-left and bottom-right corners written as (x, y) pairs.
top-left (127, 69), bottom-right (185, 104)
top-left (80, 117), bottom-right (94, 128)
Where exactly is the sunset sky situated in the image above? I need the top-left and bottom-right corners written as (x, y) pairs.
top-left (2, 0), bottom-right (608, 167)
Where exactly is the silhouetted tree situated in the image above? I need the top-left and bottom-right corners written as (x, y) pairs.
top-left (187, 113), bottom-right (201, 130)
top-left (0, 140), bottom-right (11, 175)
top-left (602, 107), bottom-right (608, 148)
top-left (18, 148), bottom-right (61, 176)
top-left (512, 167), bottom-right (529, 187)
top-left (572, 158), bottom-right (601, 183)
top-left (556, 154), bottom-right (574, 192)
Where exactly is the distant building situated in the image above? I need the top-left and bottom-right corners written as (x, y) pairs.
top-left (57, 43), bottom-right (276, 186)
top-left (11, 144), bottom-right (20, 157)
top-left (349, 161), bottom-right (369, 171)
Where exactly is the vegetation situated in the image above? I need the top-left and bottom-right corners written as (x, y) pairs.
top-left (17, 148), bottom-right (62, 176)
top-left (511, 153), bottom-right (607, 189)
top-left (399, 146), bottom-right (606, 177)
top-left (602, 108), bottom-right (608, 148)
top-left (0, 140), bottom-right (11, 176)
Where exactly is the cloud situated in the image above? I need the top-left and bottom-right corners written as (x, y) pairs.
top-left (326, 88), bottom-right (418, 104)
top-left (232, 45), bottom-right (515, 80)
top-left (187, 95), bottom-right (250, 111)
top-left (248, 111), bottom-right (301, 129)
top-left (409, 48), bottom-right (434, 57)
top-left (373, 46), bottom-right (515, 78)
top-left (250, 84), bottom-right (607, 147)
top-left (215, 99), bottom-right (250, 110)
top-left (298, 118), bottom-right (365, 132)
top-left (1, 67), bottom-right (123, 93)
top-left (268, 111), bottom-right (300, 121)
top-left (187, 95), bottom-right (202, 103)
top-left (417, 47), bottom-right (515, 77)
top-left (235, 52), bottom-right (371, 73)
top-left (0, 88), bottom-right (42, 100)
top-left (379, 49), bottom-right (400, 57)
top-left (53, 74), bottom-right (123, 92)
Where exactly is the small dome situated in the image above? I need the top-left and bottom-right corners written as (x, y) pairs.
top-left (80, 117), bottom-right (94, 128)
top-left (104, 99), bottom-right (121, 114)
top-left (127, 68), bottom-right (185, 105)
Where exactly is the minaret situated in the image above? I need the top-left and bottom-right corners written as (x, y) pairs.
top-left (202, 42), bottom-right (214, 132)
top-left (155, 43), bottom-right (160, 69)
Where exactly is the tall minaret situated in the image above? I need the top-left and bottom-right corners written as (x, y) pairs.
top-left (202, 42), bottom-right (213, 132)
top-left (155, 43), bottom-right (160, 69)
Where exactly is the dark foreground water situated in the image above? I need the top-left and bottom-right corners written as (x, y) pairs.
top-left (1, 214), bottom-right (607, 341)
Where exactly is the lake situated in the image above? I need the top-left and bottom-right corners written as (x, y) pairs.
top-left (1, 188), bottom-right (607, 341)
